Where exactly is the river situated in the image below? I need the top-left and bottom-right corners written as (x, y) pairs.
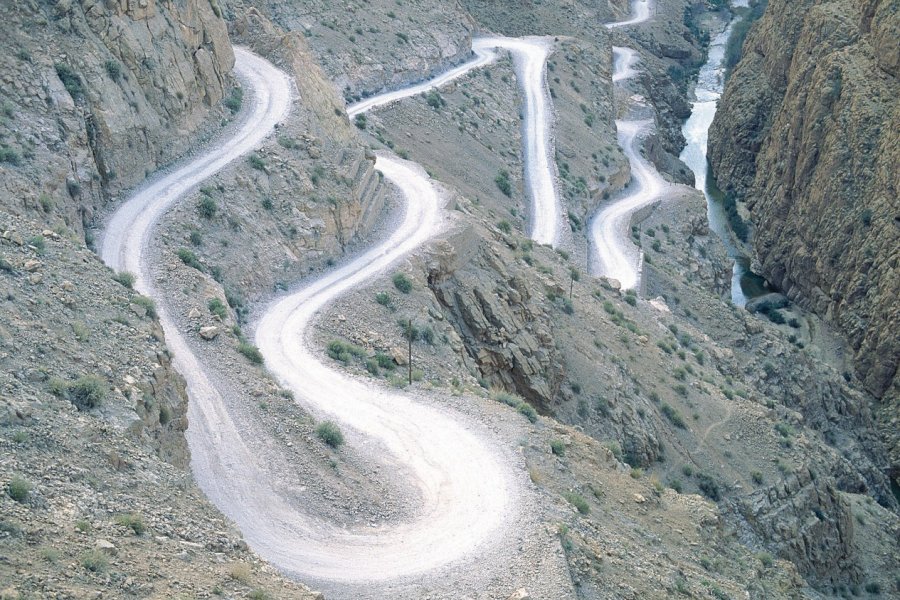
top-left (679, 2), bottom-right (767, 306)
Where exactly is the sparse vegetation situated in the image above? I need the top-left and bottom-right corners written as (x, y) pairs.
top-left (198, 194), bottom-right (217, 219)
top-left (238, 342), bottom-right (264, 365)
top-left (326, 340), bottom-right (366, 363)
top-left (208, 297), bottom-right (227, 320)
top-left (55, 63), bottom-right (84, 99)
top-left (249, 153), bottom-right (266, 171)
top-left (550, 439), bottom-right (566, 456)
top-left (224, 87), bottom-right (243, 113)
top-left (495, 169), bottom-right (512, 197)
top-left (661, 403), bottom-right (686, 428)
top-left (49, 375), bottom-right (107, 410)
top-left (115, 513), bottom-right (146, 535)
top-left (6, 476), bottom-right (31, 503)
top-left (392, 272), bottom-right (413, 294)
top-left (113, 271), bottom-right (136, 289)
top-left (177, 248), bottom-right (204, 271)
top-left (80, 549), bottom-right (109, 573)
top-left (316, 421), bottom-right (344, 448)
top-left (104, 60), bottom-right (122, 81)
top-left (563, 491), bottom-right (590, 514)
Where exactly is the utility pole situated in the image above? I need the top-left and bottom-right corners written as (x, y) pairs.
top-left (407, 318), bottom-right (413, 385)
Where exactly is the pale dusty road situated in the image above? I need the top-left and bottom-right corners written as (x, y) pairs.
top-left (251, 155), bottom-right (516, 583)
top-left (351, 35), bottom-right (563, 248)
top-left (606, 0), bottom-right (652, 29)
top-left (98, 0), bottom-right (658, 588)
top-left (589, 0), bottom-right (667, 290)
top-left (100, 46), bottom-right (537, 593)
top-left (589, 118), bottom-right (667, 289)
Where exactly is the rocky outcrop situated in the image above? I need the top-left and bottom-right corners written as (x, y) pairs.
top-left (427, 232), bottom-right (565, 411)
top-left (0, 0), bottom-right (233, 232)
top-left (731, 470), bottom-right (862, 589)
top-left (708, 0), bottom-right (899, 475)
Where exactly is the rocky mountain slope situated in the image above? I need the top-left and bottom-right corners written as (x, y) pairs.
top-left (0, 0), bottom-right (236, 235)
top-left (708, 0), bottom-right (899, 479)
top-left (1, 0), bottom-right (898, 598)
top-left (0, 212), bottom-right (318, 599)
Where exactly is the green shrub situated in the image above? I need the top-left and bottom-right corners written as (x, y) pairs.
top-left (115, 513), bottom-right (145, 535)
top-left (208, 297), bottom-right (227, 320)
top-left (104, 60), bottom-right (122, 81)
top-left (495, 170), bottom-right (512, 197)
top-left (133, 295), bottom-right (157, 318)
top-left (238, 342), bottom-right (264, 364)
top-left (497, 220), bottom-right (512, 234)
top-left (80, 549), bottom-right (108, 573)
top-left (7, 476), bottom-right (31, 502)
top-left (113, 271), bottom-right (135, 289)
top-left (696, 473), bottom-right (721, 501)
top-left (768, 309), bottom-right (786, 325)
top-left (55, 63), bottom-right (84, 99)
top-left (864, 582), bottom-right (881, 594)
top-left (375, 291), bottom-right (391, 306)
top-left (49, 375), bottom-right (107, 410)
top-left (224, 87), bottom-right (243, 113)
top-left (563, 491), bottom-right (590, 514)
top-left (392, 273), bottom-right (412, 294)
top-left (492, 390), bottom-right (520, 407)
top-left (751, 470), bottom-right (764, 485)
top-left (249, 153), bottom-right (266, 170)
top-left (661, 403), bottom-right (686, 428)
top-left (198, 195), bottom-right (217, 219)
top-left (517, 402), bottom-right (538, 423)
top-left (316, 421), bottom-right (344, 448)
top-left (550, 440), bottom-right (565, 456)
top-left (354, 114), bottom-right (367, 129)
top-left (0, 147), bottom-right (22, 165)
top-left (425, 90), bottom-right (445, 110)
top-left (177, 248), bottom-right (204, 271)
top-left (756, 552), bottom-right (773, 568)
top-left (326, 340), bottom-right (365, 363)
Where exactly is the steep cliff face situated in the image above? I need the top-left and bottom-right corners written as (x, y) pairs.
top-left (708, 0), bottom-right (899, 471)
top-left (0, 0), bottom-right (233, 232)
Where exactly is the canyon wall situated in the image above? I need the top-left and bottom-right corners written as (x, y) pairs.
top-left (708, 0), bottom-right (899, 472)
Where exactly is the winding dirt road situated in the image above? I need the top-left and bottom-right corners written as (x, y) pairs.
top-left (99, 0), bottom-right (654, 591)
top-left (349, 36), bottom-right (563, 248)
top-left (101, 45), bottom-right (524, 592)
top-left (590, 1), bottom-right (670, 290)
top-left (605, 0), bottom-right (652, 29)
top-left (590, 117), bottom-right (667, 290)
